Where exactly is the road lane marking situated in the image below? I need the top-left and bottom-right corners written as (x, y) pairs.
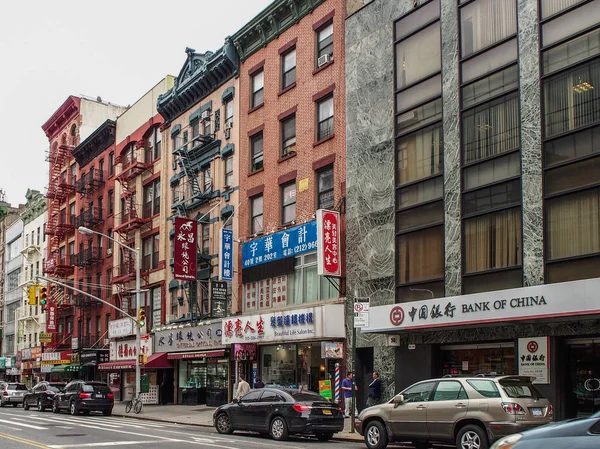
top-left (0, 430), bottom-right (49, 449)
top-left (0, 418), bottom-right (48, 429)
top-left (47, 441), bottom-right (167, 448)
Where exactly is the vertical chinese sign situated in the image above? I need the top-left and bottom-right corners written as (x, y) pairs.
top-left (46, 301), bottom-right (57, 332)
top-left (220, 228), bottom-right (233, 281)
top-left (174, 217), bottom-right (197, 281)
top-left (210, 280), bottom-right (228, 318)
top-left (316, 209), bottom-right (341, 276)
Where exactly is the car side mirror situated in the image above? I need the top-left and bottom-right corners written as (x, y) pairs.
top-left (393, 394), bottom-right (405, 406)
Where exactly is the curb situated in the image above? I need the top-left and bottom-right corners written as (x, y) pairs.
top-left (113, 412), bottom-right (364, 443)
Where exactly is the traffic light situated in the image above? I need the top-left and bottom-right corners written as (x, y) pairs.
top-left (138, 308), bottom-right (146, 328)
top-left (40, 286), bottom-right (48, 306)
top-left (27, 285), bottom-right (38, 306)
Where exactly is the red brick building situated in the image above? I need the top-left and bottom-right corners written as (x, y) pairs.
top-left (228, 0), bottom-right (347, 392)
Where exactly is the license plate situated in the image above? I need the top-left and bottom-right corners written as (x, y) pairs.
top-left (96, 394), bottom-right (104, 398)
top-left (531, 408), bottom-right (543, 417)
top-left (322, 409), bottom-right (332, 415)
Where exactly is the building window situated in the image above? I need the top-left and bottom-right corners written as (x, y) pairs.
top-left (142, 234), bottom-right (160, 271)
top-left (541, 0), bottom-right (586, 18)
top-left (250, 195), bottom-right (264, 234)
top-left (108, 189), bottom-right (114, 215)
top-left (281, 47), bottom-right (296, 89)
top-left (203, 116), bottom-right (211, 136)
top-left (542, 28), bottom-right (600, 76)
top-left (251, 69), bottom-right (264, 109)
top-left (107, 229), bottom-right (113, 251)
top-left (143, 178), bottom-right (160, 218)
top-left (317, 96), bottom-right (334, 141)
top-left (316, 21), bottom-right (333, 61)
top-left (250, 132), bottom-right (264, 172)
top-left (150, 287), bottom-right (161, 330)
top-left (108, 152), bottom-right (114, 177)
top-left (191, 120), bottom-right (200, 140)
top-left (460, 0), bottom-right (517, 58)
top-left (397, 124), bottom-right (443, 185)
top-left (397, 226), bottom-right (445, 284)
top-left (461, 64), bottom-right (519, 109)
top-left (202, 224), bottom-right (210, 254)
top-left (98, 196), bottom-right (103, 219)
top-left (543, 59), bottom-right (600, 139)
top-left (200, 166), bottom-right (211, 192)
top-left (225, 100), bottom-right (234, 128)
top-left (281, 182), bottom-right (297, 224)
top-left (224, 156), bottom-right (233, 188)
top-left (396, 24), bottom-right (441, 90)
top-left (281, 114), bottom-right (296, 157)
top-left (144, 127), bottom-right (162, 162)
top-left (317, 166), bottom-right (334, 209)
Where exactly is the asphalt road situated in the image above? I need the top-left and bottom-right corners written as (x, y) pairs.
top-left (0, 407), bottom-right (366, 449)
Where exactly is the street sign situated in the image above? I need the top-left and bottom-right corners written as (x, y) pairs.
top-left (354, 297), bottom-right (370, 328)
top-left (39, 332), bottom-right (53, 343)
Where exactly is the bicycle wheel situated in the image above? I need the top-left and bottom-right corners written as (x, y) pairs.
top-left (125, 400), bottom-right (133, 413)
top-left (134, 399), bottom-right (143, 414)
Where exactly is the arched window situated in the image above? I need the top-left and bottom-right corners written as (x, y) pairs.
top-left (61, 134), bottom-right (67, 145)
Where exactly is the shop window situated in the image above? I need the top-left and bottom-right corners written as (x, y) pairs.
top-left (250, 195), bottom-right (263, 234)
top-left (250, 132), bottom-right (264, 172)
top-left (317, 166), bottom-right (334, 210)
top-left (281, 181), bottom-right (297, 224)
top-left (461, 65), bottom-right (519, 109)
top-left (281, 114), bottom-right (296, 158)
top-left (261, 344), bottom-right (298, 388)
top-left (460, 0), bottom-right (516, 58)
top-left (442, 343), bottom-right (515, 376)
top-left (397, 124), bottom-right (443, 185)
top-left (396, 226), bottom-right (444, 284)
top-left (179, 359), bottom-right (228, 390)
top-left (281, 47), bottom-right (296, 89)
top-left (395, 24), bottom-right (441, 90)
top-left (317, 95), bottom-right (334, 141)
top-left (251, 69), bottom-right (264, 109)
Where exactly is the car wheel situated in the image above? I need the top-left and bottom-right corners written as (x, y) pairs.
top-left (215, 413), bottom-right (234, 434)
top-left (52, 401), bottom-right (60, 414)
top-left (456, 424), bottom-right (488, 449)
top-left (270, 416), bottom-right (289, 441)
top-left (364, 420), bottom-right (388, 449)
top-left (23, 399), bottom-right (30, 411)
top-left (102, 410), bottom-right (112, 416)
top-left (70, 401), bottom-right (79, 416)
top-left (315, 432), bottom-right (334, 441)
top-left (38, 399), bottom-right (45, 412)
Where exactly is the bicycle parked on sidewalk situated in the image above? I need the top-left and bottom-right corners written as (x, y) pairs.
top-left (125, 393), bottom-right (143, 414)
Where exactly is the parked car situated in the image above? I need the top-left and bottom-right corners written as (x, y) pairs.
top-left (491, 410), bottom-right (600, 448)
top-left (213, 387), bottom-right (344, 441)
top-left (355, 375), bottom-right (553, 449)
top-left (52, 380), bottom-right (113, 416)
top-left (0, 382), bottom-right (28, 407)
top-left (23, 381), bottom-right (66, 412)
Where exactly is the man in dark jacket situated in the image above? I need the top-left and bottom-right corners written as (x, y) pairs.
top-left (366, 371), bottom-right (381, 407)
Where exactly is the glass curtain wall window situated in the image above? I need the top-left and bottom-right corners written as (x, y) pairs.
top-left (251, 70), bottom-right (264, 108)
top-left (317, 166), bottom-right (334, 209)
top-left (250, 195), bottom-right (264, 234)
top-left (281, 182), bottom-right (297, 224)
top-left (282, 48), bottom-right (296, 89)
top-left (317, 96), bottom-right (334, 141)
top-left (460, 0), bottom-right (517, 57)
top-left (281, 114), bottom-right (296, 157)
top-left (541, 0), bottom-right (586, 18)
top-left (251, 132), bottom-right (264, 172)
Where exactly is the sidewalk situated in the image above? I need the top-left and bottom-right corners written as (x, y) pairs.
top-left (112, 402), bottom-right (364, 442)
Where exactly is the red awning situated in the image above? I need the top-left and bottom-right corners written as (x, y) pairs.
top-left (167, 350), bottom-right (226, 360)
top-left (144, 353), bottom-right (172, 369)
top-left (98, 361), bottom-right (136, 371)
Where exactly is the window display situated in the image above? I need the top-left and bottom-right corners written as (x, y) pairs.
top-left (442, 343), bottom-right (515, 376)
top-left (179, 359), bottom-right (228, 389)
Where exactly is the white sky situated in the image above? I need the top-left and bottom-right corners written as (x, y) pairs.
top-left (0, 0), bottom-right (272, 205)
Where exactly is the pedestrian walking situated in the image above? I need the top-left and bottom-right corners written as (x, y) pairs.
top-left (341, 371), bottom-right (357, 418)
top-left (235, 375), bottom-right (250, 400)
top-left (366, 371), bottom-right (381, 407)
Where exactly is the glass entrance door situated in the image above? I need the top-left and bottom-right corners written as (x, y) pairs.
top-left (567, 339), bottom-right (600, 418)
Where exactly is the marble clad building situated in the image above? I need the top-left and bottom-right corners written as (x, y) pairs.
top-left (346, 0), bottom-right (600, 420)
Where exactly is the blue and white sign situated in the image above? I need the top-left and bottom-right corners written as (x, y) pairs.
top-left (220, 228), bottom-right (234, 281)
top-left (242, 221), bottom-right (317, 268)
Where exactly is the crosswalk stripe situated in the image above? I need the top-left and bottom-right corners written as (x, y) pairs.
top-left (0, 417), bottom-right (47, 430)
top-left (47, 440), bottom-right (168, 448)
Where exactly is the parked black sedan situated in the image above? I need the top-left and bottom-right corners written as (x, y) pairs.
top-left (52, 380), bottom-right (113, 416)
top-left (23, 381), bottom-right (66, 412)
top-left (491, 411), bottom-right (600, 449)
top-left (213, 388), bottom-right (343, 441)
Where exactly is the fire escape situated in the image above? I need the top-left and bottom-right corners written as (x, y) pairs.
top-left (44, 144), bottom-right (76, 278)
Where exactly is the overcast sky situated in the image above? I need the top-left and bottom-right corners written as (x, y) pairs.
top-left (0, 0), bottom-right (272, 205)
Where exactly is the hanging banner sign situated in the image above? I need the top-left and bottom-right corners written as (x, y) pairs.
top-left (173, 217), bottom-right (197, 281)
top-left (316, 209), bottom-right (341, 277)
top-left (46, 301), bottom-right (57, 332)
top-left (220, 228), bottom-right (234, 281)
top-left (211, 281), bottom-right (228, 318)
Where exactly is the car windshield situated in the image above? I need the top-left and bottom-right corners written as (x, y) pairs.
top-left (8, 384), bottom-right (28, 391)
top-left (82, 383), bottom-right (110, 393)
top-left (499, 378), bottom-right (545, 399)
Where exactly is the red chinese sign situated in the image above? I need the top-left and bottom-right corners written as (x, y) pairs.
top-left (316, 209), bottom-right (341, 276)
top-left (46, 302), bottom-right (57, 332)
top-left (174, 217), bottom-right (197, 281)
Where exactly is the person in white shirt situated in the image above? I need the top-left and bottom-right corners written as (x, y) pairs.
top-left (235, 375), bottom-right (250, 400)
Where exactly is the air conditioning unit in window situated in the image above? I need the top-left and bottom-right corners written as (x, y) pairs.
top-left (317, 54), bottom-right (332, 67)
top-left (201, 110), bottom-right (211, 121)
top-left (224, 128), bottom-right (231, 140)
top-left (106, 248), bottom-right (112, 256)
top-left (225, 121), bottom-right (233, 130)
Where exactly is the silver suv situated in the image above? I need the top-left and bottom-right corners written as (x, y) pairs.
top-left (0, 382), bottom-right (28, 407)
top-left (355, 375), bottom-right (553, 449)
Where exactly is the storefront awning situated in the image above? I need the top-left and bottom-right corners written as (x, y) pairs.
top-left (51, 365), bottom-right (67, 373)
top-left (98, 361), bottom-right (136, 371)
top-left (144, 353), bottom-right (172, 369)
top-left (167, 350), bottom-right (226, 360)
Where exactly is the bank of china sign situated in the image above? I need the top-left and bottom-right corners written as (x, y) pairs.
top-left (221, 303), bottom-right (345, 344)
top-left (363, 277), bottom-right (600, 332)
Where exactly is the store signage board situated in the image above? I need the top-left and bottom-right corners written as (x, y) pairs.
top-left (154, 322), bottom-right (223, 352)
top-left (211, 281), bottom-right (228, 318)
top-left (220, 228), bottom-right (233, 281)
top-left (354, 297), bottom-right (370, 328)
top-left (316, 209), bottom-right (341, 277)
top-left (518, 337), bottom-right (550, 384)
top-left (222, 303), bottom-right (345, 344)
top-left (242, 221), bottom-right (317, 269)
top-left (173, 217), bottom-right (197, 281)
top-left (321, 341), bottom-right (344, 359)
top-left (109, 335), bottom-right (153, 361)
top-left (46, 302), bottom-right (57, 332)
top-left (108, 317), bottom-right (134, 338)
top-left (362, 277), bottom-right (600, 333)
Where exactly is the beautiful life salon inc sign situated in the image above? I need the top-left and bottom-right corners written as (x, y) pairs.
top-left (221, 303), bottom-right (345, 345)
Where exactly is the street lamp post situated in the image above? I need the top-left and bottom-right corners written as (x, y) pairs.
top-left (78, 226), bottom-right (142, 402)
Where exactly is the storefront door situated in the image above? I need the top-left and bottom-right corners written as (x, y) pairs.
top-left (567, 339), bottom-right (600, 418)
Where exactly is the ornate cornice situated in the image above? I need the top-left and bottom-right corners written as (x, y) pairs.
top-left (231, 0), bottom-right (325, 61)
top-left (21, 189), bottom-right (48, 225)
top-left (73, 120), bottom-right (116, 168)
top-left (157, 41), bottom-right (239, 124)
top-left (41, 96), bottom-right (81, 140)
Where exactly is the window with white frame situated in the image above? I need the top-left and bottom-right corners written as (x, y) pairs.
top-left (317, 96), bottom-right (334, 141)
top-left (251, 69), bottom-right (264, 108)
top-left (224, 156), bottom-right (233, 188)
